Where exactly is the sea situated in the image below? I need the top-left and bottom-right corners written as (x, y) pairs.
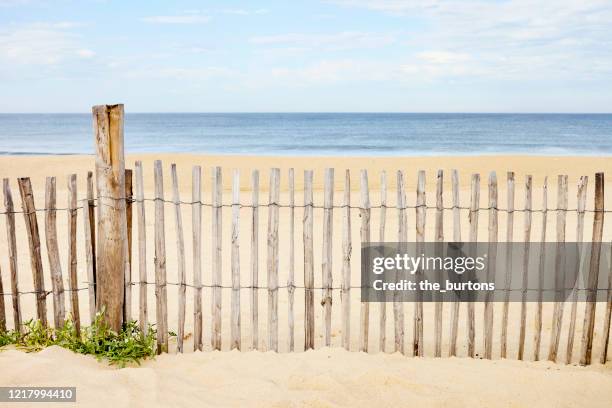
top-left (0, 113), bottom-right (611, 156)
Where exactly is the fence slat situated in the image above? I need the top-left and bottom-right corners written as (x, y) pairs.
top-left (580, 172), bottom-right (604, 365)
top-left (434, 170), bottom-right (443, 357)
top-left (467, 174), bottom-right (480, 358)
top-left (304, 170), bottom-right (315, 350)
top-left (67, 174), bottom-right (80, 334)
top-left (154, 160), bottom-right (168, 354)
top-left (18, 177), bottom-right (47, 326)
top-left (395, 170), bottom-right (406, 355)
top-left (44, 177), bottom-right (65, 328)
top-left (484, 172), bottom-right (498, 359)
top-left (124, 169), bottom-right (133, 323)
top-left (518, 175), bottom-right (532, 360)
top-left (3, 179), bottom-right (22, 333)
top-left (192, 165), bottom-right (202, 351)
top-left (359, 170), bottom-right (371, 353)
top-left (211, 166), bottom-right (222, 351)
top-left (135, 161), bottom-right (148, 333)
top-left (322, 168), bottom-right (334, 347)
top-left (566, 176), bottom-right (588, 364)
top-left (267, 168), bottom-right (280, 351)
top-left (448, 170), bottom-right (461, 356)
top-left (501, 172), bottom-right (514, 359)
top-left (533, 177), bottom-right (548, 361)
top-left (342, 170), bottom-right (352, 351)
top-left (0, 263), bottom-right (3, 332)
top-left (82, 197), bottom-right (96, 324)
top-left (548, 175), bottom-right (568, 362)
top-left (414, 170), bottom-right (426, 357)
top-left (601, 243), bottom-right (612, 364)
top-left (171, 164), bottom-right (186, 353)
top-left (288, 168), bottom-right (295, 352)
top-left (231, 169), bottom-right (241, 350)
top-left (86, 171), bottom-right (96, 307)
top-left (251, 170), bottom-right (259, 350)
top-left (379, 171), bottom-right (387, 352)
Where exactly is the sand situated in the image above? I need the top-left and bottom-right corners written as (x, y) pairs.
top-left (0, 154), bottom-right (611, 407)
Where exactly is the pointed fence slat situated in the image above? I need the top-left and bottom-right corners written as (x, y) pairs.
top-left (414, 171), bottom-right (426, 357)
top-left (192, 165), bottom-right (203, 351)
top-left (251, 170), bottom-right (260, 350)
top-left (267, 168), bottom-right (280, 352)
top-left (171, 164), bottom-right (187, 353)
top-left (500, 172), bottom-right (514, 359)
top-left (3, 179), bottom-right (22, 333)
top-left (566, 176), bottom-right (588, 364)
top-left (124, 169), bottom-right (133, 323)
top-left (549, 175), bottom-right (568, 362)
top-left (378, 171), bottom-right (387, 352)
top-left (434, 170), bottom-right (443, 357)
top-left (82, 197), bottom-right (96, 324)
top-left (518, 175), bottom-right (532, 360)
top-left (135, 161), bottom-right (148, 333)
top-left (359, 170), bottom-right (371, 353)
top-left (231, 169), bottom-right (241, 350)
top-left (322, 168), bottom-right (334, 347)
top-left (18, 177), bottom-right (47, 326)
top-left (448, 170), bottom-right (461, 356)
top-left (154, 160), bottom-right (168, 354)
top-left (67, 174), bottom-right (80, 334)
top-left (580, 172), bottom-right (604, 365)
top-left (45, 177), bottom-right (65, 328)
top-left (395, 170), bottom-right (406, 355)
top-left (86, 171), bottom-right (96, 308)
top-left (211, 166), bottom-right (222, 351)
top-left (341, 170), bottom-right (352, 351)
top-left (533, 177), bottom-right (548, 361)
top-left (288, 168), bottom-right (296, 352)
top-left (303, 170), bottom-right (315, 350)
top-left (484, 172), bottom-right (498, 359)
top-left (467, 174), bottom-right (480, 358)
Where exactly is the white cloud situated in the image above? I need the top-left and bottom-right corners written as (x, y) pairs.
top-left (416, 51), bottom-right (470, 64)
top-left (220, 8), bottom-right (269, 15)
top-left (141, 15), bottom-right (210, 24)
top-left (0, 22), bottom-right (94, 65)
top-left (250, 31), bottom-right (396, 50)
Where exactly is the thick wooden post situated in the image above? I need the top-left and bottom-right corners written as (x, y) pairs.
top-left (92, 104), bottom-right (126, 331)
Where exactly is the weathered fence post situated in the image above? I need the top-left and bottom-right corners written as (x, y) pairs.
top-left (92, 104), bottom-right (127, 332)
top-left (580, 172), bottom-right (604, 365)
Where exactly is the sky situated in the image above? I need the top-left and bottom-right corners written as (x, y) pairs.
top-left (0, 0), bottom-right (611, 113)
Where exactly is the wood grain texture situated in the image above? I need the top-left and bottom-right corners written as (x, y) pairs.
top-left (322, 168), bottom-right (334, 347)
top-left (304, 170), bottom-right (315, 350)
top-left (341, 170), bottom-right (352, 351)
top-left (82, 197), bottom-right (96, 324)
top-left (579, 172), bottom-right (604, 365)
top-left (44, 177), bottom-right (66, 328)
top-left (171, 164), bottom-right (187, 353)
top-left (518, 175), bottom-right (532, 361)
top-left (448, 170), bottom-right (461, 357)
top-left (434, 170), bottom-right (443, 357)
top-left (3, 179), bottom-right (22, 333)
top-left (154, 160), bottom-right (168, 354)
top-left (18, 177), bottom-right (47, 326)
top-left (267, 168), bottom-right (280, 351)
top-left (483, 172), bottom-right (497, 359)
top-left (134, 161), bottom-right (148, 333)
top-left (414, 170), bottom-right (426, 357)
top-left (467, 173), bottom-right (480, 358)
top-left (92, 104), bottom-right (126, 331)
top-left (288, 168), bottom-right (296, 352)
top-left (378, 171), bottom-right (387, 352)
top-left (192, 165), bottom-right (202, 351)
top-left (359, 170), bottom-right (371, 353)
top-left (533, 177), bottom-right (548, 361)
top-left (86, 171), bottom-right (96, 309)
top-left (211, 167), bottom-right (222, 351)
top-left (123, 169), bottom-right (133, 323)
top-left (500, 172), bottom-right (514, 359)
top-left (548, 175), bottom-right (568, 362)
top-left (251, 170), bottom-right (259, 350)
top-left (394, 170), bottom-right (406, 355)
top-left (231, 169), bottom-right (241, 350)
top-left (67, 174), bottom-right (80, 334)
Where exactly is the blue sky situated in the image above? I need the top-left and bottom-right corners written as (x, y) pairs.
top-left (1, 0), bottom-right (611, 113)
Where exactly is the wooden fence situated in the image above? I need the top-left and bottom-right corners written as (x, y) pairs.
top-left (0, 103), bottom-right (609, 365)
top-left (0, 166), bottom-right (611, 365)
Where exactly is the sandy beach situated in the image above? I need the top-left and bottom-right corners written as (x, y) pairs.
top-left (1, 154), bottom-right (611, 407)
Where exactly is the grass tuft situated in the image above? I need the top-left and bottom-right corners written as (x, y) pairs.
top-left (0, 311), bottom-right (157, 367)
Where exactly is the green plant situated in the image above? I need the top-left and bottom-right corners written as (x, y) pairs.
top-left (0, 312), bottom-right (159, 368)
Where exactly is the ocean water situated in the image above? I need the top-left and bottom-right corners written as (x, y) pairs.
top-left (0, 113), bottom-right (611, 156)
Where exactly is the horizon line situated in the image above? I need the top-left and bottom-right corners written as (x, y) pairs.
top-left (1, 111), bottom-right (612, 115)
